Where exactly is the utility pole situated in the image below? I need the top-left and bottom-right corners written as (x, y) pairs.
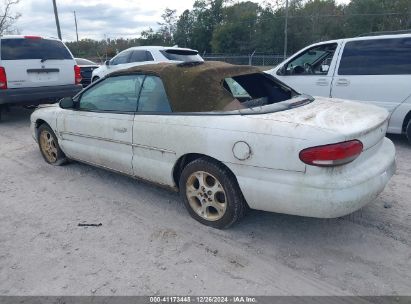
top-left (52, 0), bottom-right (62, 40)
top-left (74, 11), bottom-right (79, 43)
top-left (283, 0), bottom-right (289, 60)
top-left (74, 11), bottom-right (79, 55)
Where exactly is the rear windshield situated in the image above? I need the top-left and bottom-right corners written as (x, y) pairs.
top-left (76, 58), bottom-right (97, 65)
top-left (219, 73), bottom-right (313, 114)
top-left (1, 38), bottom-right (72, 60)
top-left (222, 73), bottom-right (302, 112)
top-left (160, 49), bottom-right (203, 62)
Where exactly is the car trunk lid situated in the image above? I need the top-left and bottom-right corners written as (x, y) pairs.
top-left (250, 97), bottom-right (389, 150)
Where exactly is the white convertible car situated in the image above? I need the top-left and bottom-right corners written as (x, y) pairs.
top-left (30, 61), bottom-right (396, 228)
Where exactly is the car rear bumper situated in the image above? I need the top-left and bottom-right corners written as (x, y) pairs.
top-left (0, 84), bottom-right (82, 105)
top-left (228, 137), bottom-right (396, 218)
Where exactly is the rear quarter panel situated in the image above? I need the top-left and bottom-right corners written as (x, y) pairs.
top-left (132, 114), bottom-right (333, 186)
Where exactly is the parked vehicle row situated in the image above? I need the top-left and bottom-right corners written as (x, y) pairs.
top-left (0, 36), bottom-right (201, 118)
top-left (268, 33), bottom-right (411, 143)
top-left (0, 33), bottom-right (403, 228)
top-left (30, 61), bottom-right (396, 229)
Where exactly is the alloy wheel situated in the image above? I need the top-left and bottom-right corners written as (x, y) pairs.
top-left (39, 130), bottom-right (58, 163)
top-left (185, 171), bottom-right (227, 221)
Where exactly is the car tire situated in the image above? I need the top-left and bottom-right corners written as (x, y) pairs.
top-left (38, 124), bottom-right (67, 166)
top-left (406, 120), bottom-right (411, 144)
top-left (179, 157), bottom-right (246, 229)
top-left (92, 76), bottom-right (100, 83)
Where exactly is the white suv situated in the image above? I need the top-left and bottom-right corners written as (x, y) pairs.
top-left (268, 33), bottom-right (411, 143)
top-left (91, 46), bottom-right (203, 82)
top-left (0, 35), bottom-right (82, 114)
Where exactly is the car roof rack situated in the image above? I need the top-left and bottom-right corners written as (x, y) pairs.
top-left (357, 29), bottom-right (411, 37)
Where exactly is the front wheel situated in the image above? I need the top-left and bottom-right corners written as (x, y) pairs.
top-left (179, 158), bottom-right (246, 229)
top-left (92, 76), bottom-right (100, 83)
top-left (38, 124), bottom-right (67, 166)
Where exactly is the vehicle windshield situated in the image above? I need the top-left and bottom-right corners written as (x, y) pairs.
top-left (221, 73), bottom-right (307, 113)
top-left (1, 38), bottom-right (72, 60)
top-left (160, 49), bottom-right (203, 62)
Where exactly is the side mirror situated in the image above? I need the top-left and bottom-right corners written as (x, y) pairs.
top-left (105, 60), bottom-right (110, 66)
top-left (59, 97), bottom-right (75, 109)
top-left (277, 65), bottom-right (286, 76)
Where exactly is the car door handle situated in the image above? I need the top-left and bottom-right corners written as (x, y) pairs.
top-left (113, 127), bottom-right (127, 133)
top-left (336, 78), bottom-right (350, 86)
top-left (316, 78), bottom-right (329, 86)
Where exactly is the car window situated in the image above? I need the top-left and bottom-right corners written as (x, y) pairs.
top-left (222, 73), bottom-right (294, 109)
top-left (138, 76), bottom-right (172, 112)
top-left (110, 51), bottom-right (132, 65)
top-left (130, 50), bottom-right (154, 63)
top-left (338, 38), bottom-right (411, 75)
top-left (76, 58), bottom-right (97, 65)
top-left (224, 78), bottom-right (251, 99)
top-left (1, 38), bottom-right (72, 60)
top-left (160, 49), bottom-right (203, 62)
top-left (280, 43), bottom-right (337, 76)
top-left (79, 75), bottom-right (144, 112)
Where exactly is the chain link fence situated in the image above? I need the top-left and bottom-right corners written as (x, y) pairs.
top-left (203, 53), bottom-right (286, 69)
top-left (85, 53), bottom-right (286, 69)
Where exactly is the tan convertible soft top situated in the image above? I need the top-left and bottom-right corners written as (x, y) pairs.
top-left (110, 61), bottom-right (261, 112)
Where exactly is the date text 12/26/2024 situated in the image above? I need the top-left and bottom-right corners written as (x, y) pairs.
top-left (150, 296), bottom-right (257, 303)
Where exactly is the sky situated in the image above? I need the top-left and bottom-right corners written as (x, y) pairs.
top-left (13, 0), bottom-right (351, 41)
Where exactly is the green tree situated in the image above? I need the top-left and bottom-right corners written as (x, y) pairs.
top-left (157, 8), bottom-right (178, 46)
top-left (174, 9), bottom-right (195, 48)
top-left (344, 0), bottom-right (411, 36)
top-left (140, 28), bottom-right (165, 45)
top-left (66, 0), bottom-right (411, 60)
top-left (190, 0), bottom-right (225, 52)
top-left (211, 2), bottom-right (259, 53)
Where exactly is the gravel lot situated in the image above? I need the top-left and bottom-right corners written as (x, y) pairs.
top-left (0, 108), bottom-right (410, 296)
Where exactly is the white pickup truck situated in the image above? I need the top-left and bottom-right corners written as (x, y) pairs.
top-left (268, 33), bottom-right (411, 143)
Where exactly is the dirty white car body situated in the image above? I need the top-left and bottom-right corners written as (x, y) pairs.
top-left (30, 62), bottom-right (396, 228)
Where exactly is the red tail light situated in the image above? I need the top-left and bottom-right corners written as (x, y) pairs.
top-left (0, 67), bottom-right (7, 90)
top-left (74, 65), bottom-right (82, 84)
top-left (299, 140), bottom-right (363, 167)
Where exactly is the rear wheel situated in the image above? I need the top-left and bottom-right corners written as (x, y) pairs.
top-left (179, 158), bottom-right (246, 229)
top-left (38, 124), bottom-right (67, 166)
top-left (407, 120), bottom-right (411, 144)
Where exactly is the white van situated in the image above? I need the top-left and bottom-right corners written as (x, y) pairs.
top-left (0, 35), bottom-right (82, 113)
top-left (268, 33), bottom-right (411, 143)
